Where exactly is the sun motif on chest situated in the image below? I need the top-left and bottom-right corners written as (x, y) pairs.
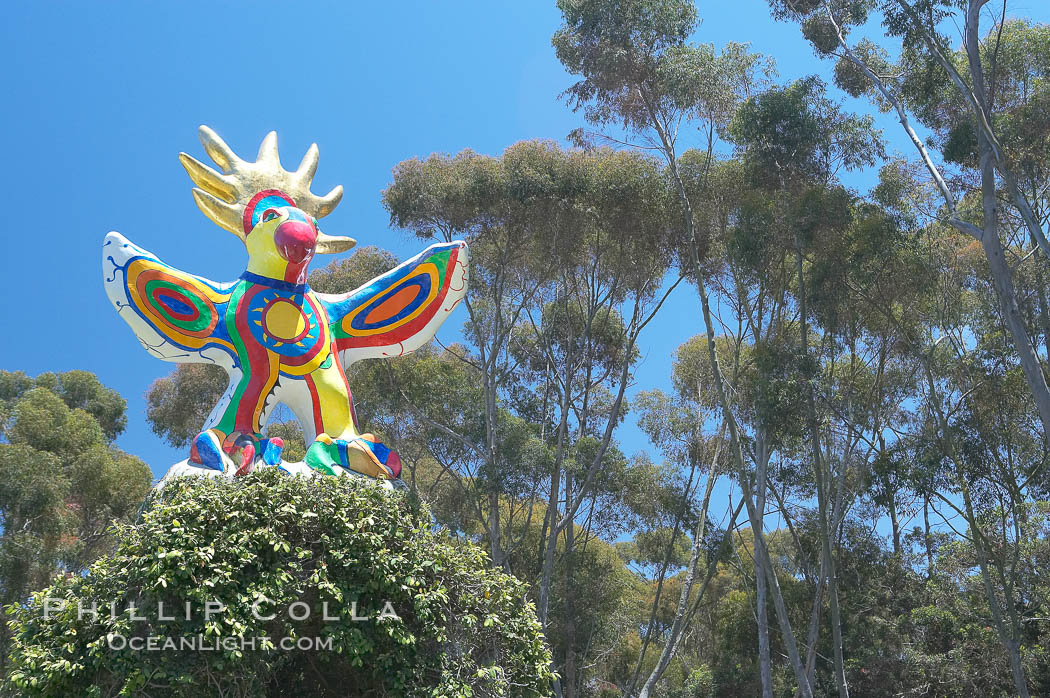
top-left (236, 285), bottom-right (330, 372)
top-left (263, 298), bottom-right (311, 342)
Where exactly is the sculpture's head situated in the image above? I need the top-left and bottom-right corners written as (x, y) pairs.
top-left (179, 126), bottom-right (356, 285)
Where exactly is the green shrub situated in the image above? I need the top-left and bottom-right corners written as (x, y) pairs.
top-left (5, 469), bottom-right (554, 697)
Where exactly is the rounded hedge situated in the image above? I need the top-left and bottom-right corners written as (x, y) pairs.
top-left (5, 469), bottom-right (554, 696)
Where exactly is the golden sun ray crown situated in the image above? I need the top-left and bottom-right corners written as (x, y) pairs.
top-left (178, 125), bottom-right (345, 243)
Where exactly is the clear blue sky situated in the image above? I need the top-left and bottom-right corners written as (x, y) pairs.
top-left (2, 1), bottom-right (1047, 482)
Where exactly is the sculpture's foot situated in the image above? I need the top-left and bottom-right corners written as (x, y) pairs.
top-left (304, 433), bottom-right (402, 480)
top-left (189, 430), bottom-right (285, 476)
top-left (189, 430), bottom-right (230, 472)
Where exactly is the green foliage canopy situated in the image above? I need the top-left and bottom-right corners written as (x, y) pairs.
top-left (6, 469), bottom-right (555, 697)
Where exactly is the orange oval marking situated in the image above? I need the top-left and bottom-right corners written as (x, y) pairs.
top-left (365, 285), bottom-right (422, 324)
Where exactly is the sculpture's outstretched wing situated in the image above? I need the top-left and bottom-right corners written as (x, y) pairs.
top-left (103, 232), bottom-right (239, 365)
top-left (318, 241), bottom-right (468, 366)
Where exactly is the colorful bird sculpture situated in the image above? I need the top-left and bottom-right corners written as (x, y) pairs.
top-left (103, 126), bottom-right (468, 484)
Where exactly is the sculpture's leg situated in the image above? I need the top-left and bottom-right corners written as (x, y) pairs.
top-left (306, 433), bottom-right (401, 479)
top-left (286, 361), bottom-right (401, 479)
top-left (189, 357), bottom-right (281, 474)
top-left (189, 429), bottom-right (230, 472)
top-left (216, 353), bottom-right (279, 437)
top-left (189, 429), bottom-right (284, 475)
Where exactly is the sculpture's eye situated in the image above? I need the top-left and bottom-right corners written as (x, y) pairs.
top-left (262, 208), bottom-right (281, 223)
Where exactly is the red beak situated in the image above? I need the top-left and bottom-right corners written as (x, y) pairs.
top-left (273, 220), bottom-right (317, 264)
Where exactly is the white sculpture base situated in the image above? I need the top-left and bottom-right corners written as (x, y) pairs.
top-left (156, 459), bottom-right (404, 492)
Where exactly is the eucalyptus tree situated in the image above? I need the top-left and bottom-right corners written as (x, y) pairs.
top-left (675, 110), bottom-right (892, 698)
top-left (625, 348), bottom-right (742, 696)
top-left (384, 143), bottom-right (563, 571)
top-left (846, 159), bottom-right (1046, 695)
top-left (384, 141), bottom-right (681, 694)
top-left (500, 146), bottom-right (680, 697)
top-left (901, 242), bottom-right (1046, 697)
top-left (769, 0), bottom-right (1050, 436)
top-left (727, 76), bottom-right (887, 697)
top-left (552, 3), bottom-right (814, 694)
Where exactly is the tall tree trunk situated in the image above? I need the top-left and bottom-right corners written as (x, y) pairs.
top-left (537, 357), bottom-right (572, 698)
top-left (660, 143), bottom-right (814, 697)
top-left (479, 309), bottom-right (508, 571)
top-left (887, 493), bottom-right (901, 557)
top-left (796, 242), bottom-right (849, 698)
top-left (488, 491), bottom-right (504, 569)
top-left (921, 360), bottom-right (1032, 698)
top-left (881, 433), bottom-right (902, 557)
top-left (564, 474), bottom-right (577, 698)
top-left (537, 337), bottom-right (574, 629)
top-left (959, 485), bottom-right (1031, 698)
top-left (625, 513), bottom-right (685, 697)
top-left (957, 0), bottom-right (1050, 434)
top-left (753, 488), bottom-right (812, 698)
top-left (636, 433), bottom-right (725, 697)
top-left (537, 459), bottom-right (562, 630)
top-left (830, 0), bottom-right (1050, 435)
top-left (977, 186), bottom-right (1050, 436)
top-left (801, 553), bottom-right (827, 692)
top-left (972, 98), bottom-right (1045, 696)
top-left (1036, 284), bottom-right (1050, 364)
top-left (922, 496), bottom-right (934, 579)
top-left (752, 437), bottom-right (774, 698)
